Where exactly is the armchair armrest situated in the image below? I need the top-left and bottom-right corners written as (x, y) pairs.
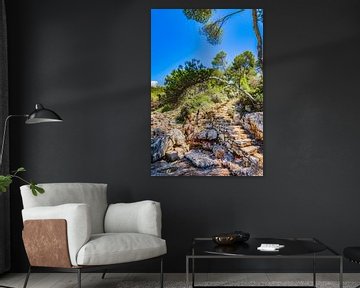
top-left (22, 203), bottom-right (91, 266)
top-left (104, 200), bottom-right (162, 237)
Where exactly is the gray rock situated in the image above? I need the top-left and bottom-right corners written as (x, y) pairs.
top-left (165, 151), bottom-right (179, 162)
top-left (151, 129), bottom-right (188, 162)
top-left (174, 147), bottom-right (186, 159)
top-left (197, 129), bottom-right (218, 141)
top-left (151, 135), bottom-right (171, 163)
top-left (151, 128), bottom-right (165, 138)
top-left (205, 123), bottom-right (213, 129)
top-left (168, 128), bottom-right (186, 146)
top-left (212, 145), bottom-right (226, 159)
top-left (241, 112), bottom-right (263, 141)
top-left (185, 151), bottom-right (216, 168)
top-left (218, 133), bottom-right (225, 142)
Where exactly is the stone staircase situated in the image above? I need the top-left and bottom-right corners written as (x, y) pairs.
top-left (211, 101), bottom-right (263, 168)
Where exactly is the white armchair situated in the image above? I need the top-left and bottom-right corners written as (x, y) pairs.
top-left (20, 183), bottom-right (166, 288)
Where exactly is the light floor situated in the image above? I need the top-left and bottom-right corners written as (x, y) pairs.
top-left (0, 273), bottom-right (358, 288)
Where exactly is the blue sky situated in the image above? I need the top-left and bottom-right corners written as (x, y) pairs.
top-left (151, 9), bottom-right (263, 85)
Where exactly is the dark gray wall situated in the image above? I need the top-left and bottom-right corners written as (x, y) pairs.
top-left (5, 0), bottom-right (360, 272)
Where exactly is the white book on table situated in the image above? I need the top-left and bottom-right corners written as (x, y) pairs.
top-left (257, 243), bottom-right (285, 251)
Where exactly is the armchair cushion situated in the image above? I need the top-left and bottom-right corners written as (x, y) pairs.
top-left (22, 203), bottom-right (91, 266)
top-left (76, 233), bottom-right (167, 266)
top-left (21, 183), bottom-right (108, 234)
top-left (104, 201), bottom-right (162, 237)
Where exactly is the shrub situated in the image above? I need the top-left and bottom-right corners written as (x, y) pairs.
top-left (151, 86), bottom-right (165, 105)
top-left (160, 104), bottom-right (172, 113)
top-left (176, 93), bottom-right (212, 123)
top-left (163, 59), bottom-right (213, 107)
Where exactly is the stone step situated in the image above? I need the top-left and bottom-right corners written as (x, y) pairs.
top-left (251, 153), bottom-right (263, 168)
top-left (241, 145), bottom-right (259, 155)
top-left (215, 116), bottom-right (231, 121)
top-left (229, 132), bottom-right (249, 139)
top-left (228, 126), bottom-right (245, 132)
top-left (238, 134), bottom-right (249, 139)
top-left (227, 125), bottom-right (238, 129)
top-left (233, 139), bottom-right (253, 147)
top-left (252, 152), bottom-right (263, 160)
top-left (232, 147), bottom-right (244, 157)
top-left (232, 130), bottom-right (246, 135)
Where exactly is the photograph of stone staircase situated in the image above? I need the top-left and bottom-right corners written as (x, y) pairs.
top-left (151, 8), bottom-right (263, 176)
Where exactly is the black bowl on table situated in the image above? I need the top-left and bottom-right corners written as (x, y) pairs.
top-left (212, 231), bottom-right (250, 246)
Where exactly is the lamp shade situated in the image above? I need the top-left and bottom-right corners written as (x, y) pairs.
top-left (25, 104), bottom-right (63, 124)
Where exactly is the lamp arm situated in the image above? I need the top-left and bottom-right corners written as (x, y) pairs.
top-left (0, 114), bottom-right (28, 169)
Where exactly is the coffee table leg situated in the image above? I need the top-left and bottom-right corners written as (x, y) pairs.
top-left (339, 257), bottom-right (343, 288)
top-left (313, 255), bottom-right (316, 287)
top-left (192, 257), bottom-right (195, 288)
top-left (186, 257), bottom-right (189, 288)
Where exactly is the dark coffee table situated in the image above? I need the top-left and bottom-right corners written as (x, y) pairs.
top-left (186, 237), bottom-right (343, 288)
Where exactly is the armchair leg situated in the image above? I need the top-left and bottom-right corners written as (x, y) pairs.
top-left (77, 269), bottom-right (81, 288)
top-left (101, 270), bottom-right (107, 279)
top-left (23, 266), bottom-right (31, 288)
top-left (160, 257), bottom-right (164, 288)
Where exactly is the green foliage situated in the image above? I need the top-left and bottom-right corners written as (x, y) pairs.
top-left (231, 51), bottom-right (256, 76)
top-left (202, 22), bottom-right (223, 45)
top-left (163, 59), bottom-right (213, 107)
top-left (0, 167), bottom-right (44, 196)
top-left (176, 106), bottom-right (191, 123)
top-left (212, 51), bottom-right (227, 71)
top-left (176, 93), bottom-right (212, 123)
top-left (183, 9), bottom-right (245, 46)
top-left (0, 175), bottom-right (12, 192)
top-left (151, 86), bottom-right (165, 102)
top-left (182, 8), bottom-right (263, 72)
top-left (151, 86), bottom-right (165, 108)
top-left (240, 76), bottom-right (252, 93)
top-left (251, 76), bottom-right (264, 109)
top-left (214, 50), bottom-right (263, 110)
top-left (30, 181), bottom-right (45, 196)
top-left (15, 167), bottom-right (26, 173)
top-left (226, 51), bottom-right (258, 93)
top-left (236, 73), bottom-right (263, 111)
top-left (160, 104), bottom-right (172, 113)
top-left (183, 9), bottom-right (213, 23)
top-left (211, 69), bottom-right (224, 79)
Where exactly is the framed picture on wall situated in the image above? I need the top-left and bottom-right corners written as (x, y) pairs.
top-left (151, 9), bottom-right (263, 176)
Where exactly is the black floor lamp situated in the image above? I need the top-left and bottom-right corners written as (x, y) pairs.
top-left (0, 103), bottom-right (62, 288)
top-left (0, 103), bottom-right (63, 167)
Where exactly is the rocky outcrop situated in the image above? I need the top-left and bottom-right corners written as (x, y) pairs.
top-left (151, 159), bottom-right (230, 176)
top-left (168, 128), bottom-right (186, 147)
top-left (151, 99), bottom-right (264, 176)
top-left (151, 112), bottom-right (173, 137)
top-left (197, 128), bottom-right (217, 141)
top-left (165, 151), bottom-right (179, 162)
top-left (151, 135), bottom-right (171, 163)
top-left (241, 112), bottom-right (263, 141)
top-left (185, 151), bottom-right (217, 168)
top-left (151, 129), bottom-right (188, 163)
top-left (212, 144), bottom-right (226, 159)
